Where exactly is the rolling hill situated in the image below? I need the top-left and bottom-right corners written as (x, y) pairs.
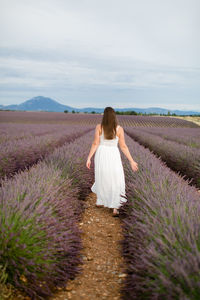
top-left (0, 96), bottom-right (199, 115)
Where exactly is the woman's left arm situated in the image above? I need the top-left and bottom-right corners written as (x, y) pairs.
top-left (86, 125), bottom-right (100, 169)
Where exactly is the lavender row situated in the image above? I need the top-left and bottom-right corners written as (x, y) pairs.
top-left (0, 111), bottom-right (198, 128)
top-left (0, 130), bottom-right (95, 299)
top-left (136, 126), bottom-right (200, 148)
top-left (0, 125), bottom-right (93, 181)
top-left (44, 130), bottom-right (95, 200)
top-left (118, 115), bottom-right (198, 128)
top-left (0, 123), bottom-right (81, 143)
top-left (118, 134), bottom-right (200, 299)
top-left (124, 127), bottom-right (200, 188)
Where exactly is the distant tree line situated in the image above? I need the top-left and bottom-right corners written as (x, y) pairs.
top-left (64, 110), bottom-right (97, 114)
top-left (1, 109), bottom-right (199, 117)
top-left (63, 109), bottom-right (200, 117)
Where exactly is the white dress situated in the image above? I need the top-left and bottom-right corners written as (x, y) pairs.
top-left (91, 125), bottom-right (127, 209)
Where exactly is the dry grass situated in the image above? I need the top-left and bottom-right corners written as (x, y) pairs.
top-left (169, 115), bottom-right (200, 127)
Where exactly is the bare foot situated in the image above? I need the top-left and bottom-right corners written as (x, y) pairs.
top-left (113, 208), bottom-right (119, 217)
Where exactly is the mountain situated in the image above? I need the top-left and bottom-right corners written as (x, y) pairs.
top-left (0, 96), bottom-right (199, 115)
top-left (1, 96), bottom-right (73, 112)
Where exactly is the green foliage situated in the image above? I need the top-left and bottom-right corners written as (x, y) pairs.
top-left (0, 207), bottom-right (56, 284)
top-left (0, 263), bottom-right (8, 285)
top-left (115, 110), bottom-right (138, 115)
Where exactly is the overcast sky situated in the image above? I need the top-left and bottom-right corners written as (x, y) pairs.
top-left (0, 0), bottom-right (199, 111)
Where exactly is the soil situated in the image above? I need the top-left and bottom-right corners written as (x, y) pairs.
top-left (51, 192), bottom-right (126, 300)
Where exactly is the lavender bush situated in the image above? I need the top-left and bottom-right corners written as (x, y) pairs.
top-left (136, 126), bottom-right (200, 148)
top-left (0, 130), bottom-right (95, 299)
top-left (44, 130), bottom-right (95, 199)
top-left (119, 134), bottom-right (200, 300)
top-left (0, 163), bottom-right (82, 299)
top-left (0, 123), bottom-right (69, 143)
top-left (0, 125), bottom-right (92, 181)
top-left (125, 127), bottom-right (200, 188)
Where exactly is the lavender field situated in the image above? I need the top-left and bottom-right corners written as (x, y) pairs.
top-left (0, 111), bottom-right (200, 299)
top-left (124, 127), bottom-right (200, 188)
top-left (120, 134), bottom-right (200, 299)
top-left (0, 124), bottom-right (93, 181)
top-left (132, 126), bottom-right (200, 148)
top-left (0, 110), bottom-right (199, 127)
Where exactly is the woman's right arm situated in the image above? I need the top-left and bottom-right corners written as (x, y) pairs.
top-left (118, 127), bottom-right (138, 172)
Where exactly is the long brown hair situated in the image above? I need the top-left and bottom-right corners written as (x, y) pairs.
top-left (100, 107), bottom-right (118, 139)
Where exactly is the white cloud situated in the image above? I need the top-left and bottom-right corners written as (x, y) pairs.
top-left (1, 0), bottom-right (199, 66)
top-left (0, 0), bottom-right (199, 110)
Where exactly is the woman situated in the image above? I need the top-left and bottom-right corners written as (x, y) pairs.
top-left (86, 107), bottom-right (138, 217)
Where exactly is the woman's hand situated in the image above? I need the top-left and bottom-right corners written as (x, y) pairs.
top-left (130, 160), bottom-right (138, 172)
top-left (86, 157), bottom-right (91, 169)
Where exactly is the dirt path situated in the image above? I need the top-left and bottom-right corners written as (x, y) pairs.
top-left (51, 192), bottom-right (126, 300)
